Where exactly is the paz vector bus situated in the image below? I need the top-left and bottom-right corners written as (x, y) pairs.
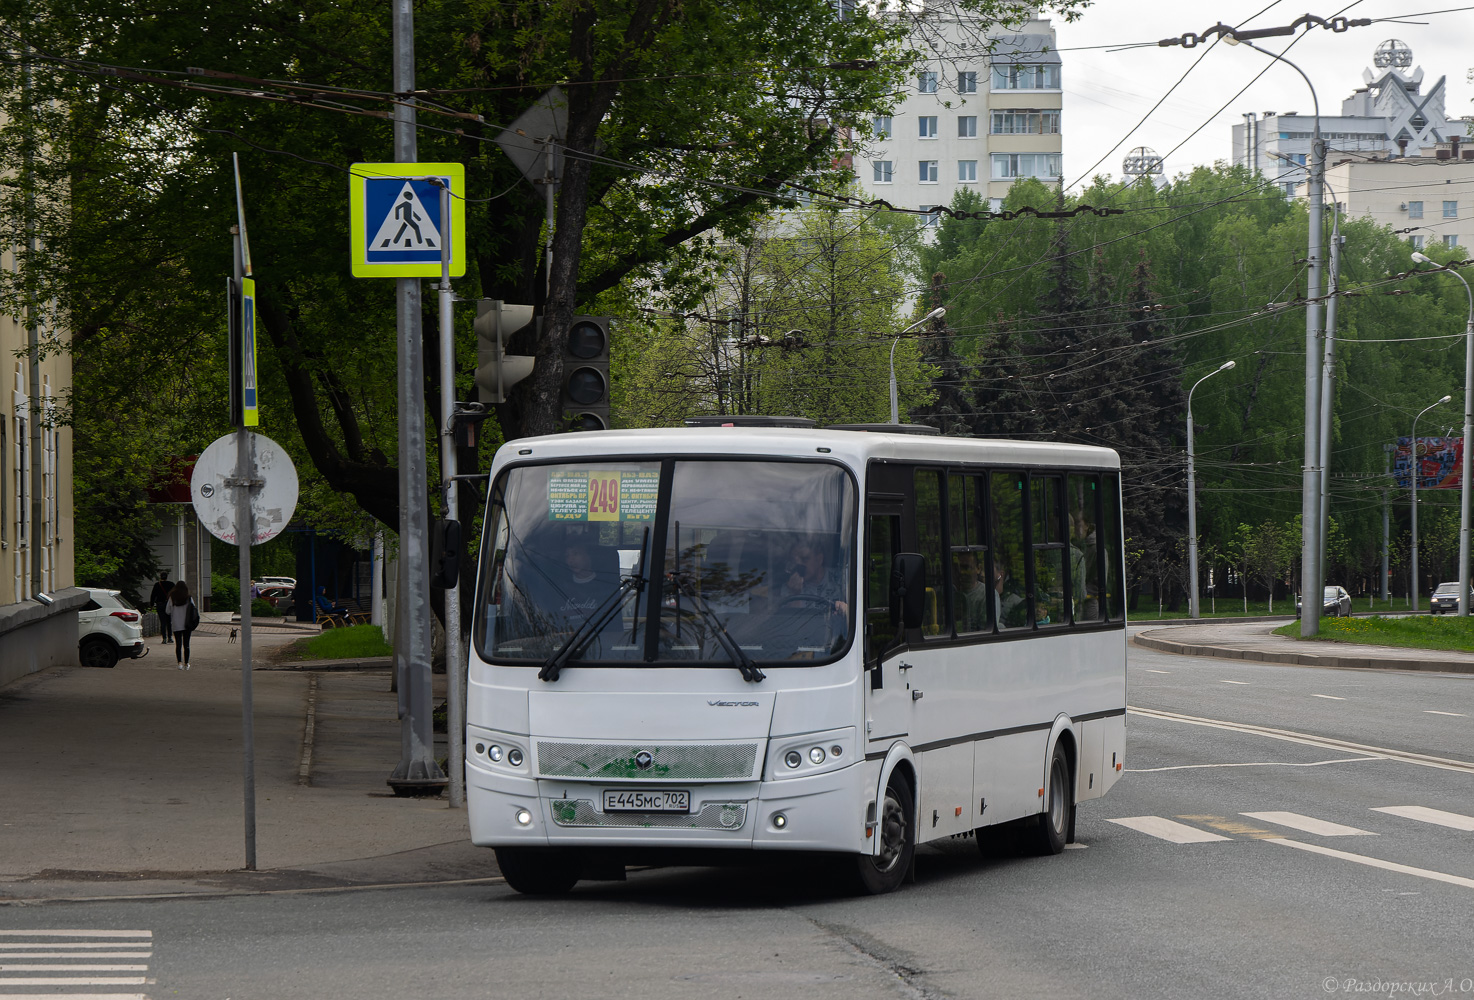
top-left (466, 417), bottom-right (1126, 895)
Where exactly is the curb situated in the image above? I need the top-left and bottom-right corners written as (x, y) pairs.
top-left (1129, 615), bottom-right (1296, 627)
top-left (259, 656), bottom-right (395, 672)
top-left (1132, 630), bottom-right (1474, 674)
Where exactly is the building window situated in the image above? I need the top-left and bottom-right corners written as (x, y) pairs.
top-left (1446, 235), bottom-right (1461, 249)
top-left (1444, 200), bottom-right (1458, 219)
top-left (990, 152), bottom-right (1061, 179)
top-left (991, 110), bottom-right (1060, 134)
top-left (918, 71), bottom-right (938, 94)
top-left (958, 160), bottom-right (978, 182)
top-left (958, 116), bottom-right (977, 138)
top-left (991, 64), bottom-right (1060, 90)
top-left (920, 160), bottom-right (938, 183)
top-left (1410, 234), bottom-right (1426, 249)
top-left (872, 160), bottom-right (893, 183)
top-left (958, 71), bottom-right (977, 93)
top-left (1408, 201), bottom-right (1423, 219)
top-left (919, 205), bottom-right (941, 229)
top-left (919, 116), bottom-right (938, 139)
top-left (873, 115), bottom-right (892, 139)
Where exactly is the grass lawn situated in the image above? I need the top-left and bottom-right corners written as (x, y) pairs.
top-left (1139, 597), bottom-right (1412, 621)
top-left (278, 624), bottom-right (393, 661)
top-left (1273, 615), bottom-right (1474, 653)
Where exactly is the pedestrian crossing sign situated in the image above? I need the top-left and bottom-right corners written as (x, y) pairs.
top-left (349, 162), bottom-right (466, 278)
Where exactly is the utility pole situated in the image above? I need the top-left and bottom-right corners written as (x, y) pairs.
top-left (21, 39), bottom-right (43, 596)
top-left (436, 180), bottom-right (464, 808)
top-left (387, 0), bottom-right (445, 796)
top-left (1318, 192), bottom-right (1342, 572)
top-left (1382, 444), bottom-right (1392, 605)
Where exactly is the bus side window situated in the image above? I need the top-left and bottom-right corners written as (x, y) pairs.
top-left (949, 473), bottom-right (991, 635)
top-left (1103, 473), bottom-right (1124, 620)
top-left (1069, 474), bottom-right (1102, 622)
top-left (991, 473), bottom-right (1028, 630)
top-left (914, 470), bottom-right (946, 637)
top-left (1031, 475), bottom-right (1066, 627)
top-left (865, 513), bottom-right (901, 665)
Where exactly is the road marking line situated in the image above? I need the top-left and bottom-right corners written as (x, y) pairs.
top-left (1128, 706), bottom-right (1474, 775)
top-left (1311, 694), bottom-right (1345, 700)
top-left (0, 995), bottom-right (151, 1000)
top-left (1063, 843), bottom-right (1088, 849)
top-left (1128, 756), bottom-right (1380, 773)
top-left (0, 932), bottom-right (151, 938)
top-left (1424, 710), bottom-right (1466, 717)
top-left (0, 978), bottom-right (151, 986)
top-left (1143, 669), bottom-right (1171, 674)
top-left (0, 965), bottom-right (149, 972)
top-left (1268, 837), bottom-right (1474, 890)
top-left (1177, 814), bottom-right (1280, 839)
top-left (1219, 680), bottom-right (1250, 685)
top-left (1241, 811), bottom-right (1375, 836)
top-left (0, 953), bottom-right (153, 959)
top-left (0, 944), bottom-right (151, 950)
top-left (1107, 816), bottom-right (1231, 843)
top-left (1372, 805), bottom-right (1474, 831)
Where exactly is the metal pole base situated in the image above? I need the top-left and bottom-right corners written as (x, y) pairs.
top-left (387, 766), bottom-right (448, 798)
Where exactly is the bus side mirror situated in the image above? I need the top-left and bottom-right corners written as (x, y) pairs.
top-left (432, 519), bottom-right (462, 589)
top-left (891, 553), bottom-right (926, 631)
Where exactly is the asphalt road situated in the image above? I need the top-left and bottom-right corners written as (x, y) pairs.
top-left (5, 635), bottom-right (1472, 999)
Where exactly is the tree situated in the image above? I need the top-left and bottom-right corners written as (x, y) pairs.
top-left (1243, 520), bottom-right (1293, 614)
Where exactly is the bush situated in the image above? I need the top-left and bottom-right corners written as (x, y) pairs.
top-left (212, 573), bottom-right (240, 613)
top-left (251, 597), bottom-right (280, 618)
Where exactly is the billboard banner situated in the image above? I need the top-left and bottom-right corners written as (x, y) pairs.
top-left (1392, 436), bottom-right (1464, 490)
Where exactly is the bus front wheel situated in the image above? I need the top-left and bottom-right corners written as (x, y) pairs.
top-left (1031, 742), bottom-right (1074, 856)
top-left (494, 847), bottom-right (580, 895)
top-left (853, 771), bottom-right (914, 895)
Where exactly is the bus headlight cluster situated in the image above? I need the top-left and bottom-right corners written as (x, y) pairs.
top-left (480, 741), bottom-right (525, 767)
top-left (772, 729), bottom-right (855, 778)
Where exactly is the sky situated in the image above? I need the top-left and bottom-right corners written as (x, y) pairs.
top-left (1046, 0), bottom-right (1474, 192)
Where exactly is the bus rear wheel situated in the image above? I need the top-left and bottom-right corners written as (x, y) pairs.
top-left (1031, 741), bottom-right (1073, 856)
top-left (494, 847), bottom-right (580, 895)
top-left (853, 771), bottom-right (914, 895)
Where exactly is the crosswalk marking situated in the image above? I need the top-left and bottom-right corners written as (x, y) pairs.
top-left (1311, 694), bottom-right (1345, 700)
top-left (1371, 805), bottom-right (1474, 831)
top-left (1107, 816), bottom-right (1230, 843)
top-left (0, 978), bottom-right (150, 986)
top-left (0, 953), bottom-right (152, 959)
top-left (0, 930), bottom-right (154, 999)
top-left (1269, 838), bottom-right (1474, 891)
top-left (0, 996), bottom-right (151, 1000)
top-left (0, 943), bottom-right (151, 950)
top-left (0, 965), bottom-right (150, 972)
top-left (1219, 680), bottom-right (1250, 685)
top-left (1241, 811), bottom-right (1374, 836)
top-left (0, 932), bottom-right (150, 938)
top-left (1424, 710), bottom-right (1466, 717)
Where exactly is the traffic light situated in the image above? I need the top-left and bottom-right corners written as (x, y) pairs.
top-left (562, 316), bottom-right (611, 431)
top-left (474, 300), bottom-right (537, 405)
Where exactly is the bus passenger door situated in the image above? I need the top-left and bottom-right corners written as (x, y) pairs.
top-left (862, 507), bottom-right (912, 759)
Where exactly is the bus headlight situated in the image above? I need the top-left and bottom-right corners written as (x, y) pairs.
top-left (488, 744), bottom-right (504, 762)
top-left (809, 746), bottom-right (826, 764)
top-left (507, 748), bottom-right (524, 767)
top-left (768, 728), bottom-right (856, 780)
top-left (785, 751), bottom-right (803, 769)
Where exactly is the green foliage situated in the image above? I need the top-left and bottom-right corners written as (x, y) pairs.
top-left (250, 597), bottom-right (280, 618)
top-left (1274, 614), bottom-right (1474, 653)
top-left (298, 624), bottom-right (393, 661)
top-left (211, 573), bottom-right (239, 614)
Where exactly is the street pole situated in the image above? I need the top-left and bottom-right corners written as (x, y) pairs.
top-left (1411, 395), bottom-right (1451, 614)
top-left (231, 225), bottom-right (257, 871)
top-left (1319, 186), bottom-right (1342, 570)
top-left (1410, 254), bottom-right (1474, 616)
top-left (437, 180), bottom-right (464, 809)
top-left (1382, 444), bottom-right (1391, 606)
top-left (388, 0), bottom-right (445, 796)
top-left (889, 307), bottom-right (945, 424)
top-left (1187, 361), bottom-right (1235, 619)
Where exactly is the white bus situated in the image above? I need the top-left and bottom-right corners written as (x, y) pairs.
top-left (467, 419), bottom-right (1126, 894)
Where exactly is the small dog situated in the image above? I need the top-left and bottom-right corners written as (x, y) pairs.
top-left (229, 627), bottom-right (239, 643)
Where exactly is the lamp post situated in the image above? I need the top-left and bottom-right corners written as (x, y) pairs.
top-left (890, 306), bottom-right (946, 424)
top-left (1411, 394), bottom-right (1452, 613)
top-left (1230, 37), bottom-right (1324, 638)
top-left (1411, 252), bottom-right (1474, 616)
top-left (1187, 360), bottom-right (1235, 619)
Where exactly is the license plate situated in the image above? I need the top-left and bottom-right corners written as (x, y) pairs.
top-left (602, 789), bottom-right (690, 813)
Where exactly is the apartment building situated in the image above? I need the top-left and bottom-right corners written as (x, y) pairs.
top-left (856, 12), bottom-right (1062, 231)
top-left (1325, 146), bottom-right (1474, 253)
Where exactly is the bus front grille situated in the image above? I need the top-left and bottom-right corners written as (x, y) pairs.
top-left (536, 742), bottom-right (759, 781)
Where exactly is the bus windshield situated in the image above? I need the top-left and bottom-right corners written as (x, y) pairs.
top-left (475, 459), bottom-right (857, 667)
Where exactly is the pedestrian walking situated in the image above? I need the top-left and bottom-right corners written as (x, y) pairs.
top-left (148, 573), bottom-right (174, 644)
top-left (166, 580), bottom-right (201, 670)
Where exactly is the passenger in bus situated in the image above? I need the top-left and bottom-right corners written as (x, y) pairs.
top-left (993, 559), bottom-right (1027, 628)
top-left (781, 536), bottom-right (849, 619)
top-left (954, 551), bottom-right (991, 632)
top-left (557, 540), bottom-right (609, 623)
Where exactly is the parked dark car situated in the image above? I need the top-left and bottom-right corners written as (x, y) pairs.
top-left (1296, 585), bottom-right (1352, 618)
top-left (255, 585), bottom-right (295, 609)
top-left (1430, 582), bottom-right (1471, 614)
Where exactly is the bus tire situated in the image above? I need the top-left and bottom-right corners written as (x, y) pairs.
top-left (853, 770), bottom-right (914, 895)
top-left (494, 847), bottom-right (580, 895)
top-left (1032, 741), bottom-right (1073, 856)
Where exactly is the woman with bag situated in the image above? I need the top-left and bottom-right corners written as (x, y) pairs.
top-left (166, 580), bottom-right (200, 670)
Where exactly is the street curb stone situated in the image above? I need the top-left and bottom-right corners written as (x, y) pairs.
top-left (1133, 629), bottom-right (1474, 674)
top-left (260, 655), bottom-right (395, 672)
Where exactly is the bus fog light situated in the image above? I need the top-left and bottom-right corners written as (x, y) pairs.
top-left (784, 751), bottom-right (802, 769)
top-left (508, 748), bottom-right (524, 766)
top-left (809, 746), bottom-right (826, 764)
top-left (488, 745), bottom-right (503, 762)
top-left (515, 808), bottom-right (533, 826)
top-left (772, 813), bottom-right (787, 829)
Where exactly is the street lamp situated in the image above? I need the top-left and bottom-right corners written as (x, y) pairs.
top-left (1411, 394), bottom-right (1452, 614)
top-left (890, 306), bottom-right (946, 424)
top-left (1411, 252), bottom-right (1474, 616)
top-left (1228, 37), bottom-right (1325, 638)
top-left (1187, 360), bottom-right (1235, 619)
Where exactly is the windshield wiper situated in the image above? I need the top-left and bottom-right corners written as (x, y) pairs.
top-left (664, 572), bottom-right (765, 683)
top-left (539, 527), bottom-right (648, 683)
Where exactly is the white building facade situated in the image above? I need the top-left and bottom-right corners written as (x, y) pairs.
top-left (856, 12), bottom-right (1062, 229)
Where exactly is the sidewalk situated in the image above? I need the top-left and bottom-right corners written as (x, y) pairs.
top-left (0, 624), bottom-right (491, 903)
top-left (1134, 620), bottom-right (1474, 674)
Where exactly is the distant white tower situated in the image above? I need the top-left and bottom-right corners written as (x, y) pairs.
top-left (1123, 146), bottom-right (1164, 181)
top-left (1373, 39), bottom-right (1413, 69)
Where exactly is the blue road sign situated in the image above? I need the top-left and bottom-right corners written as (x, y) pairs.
top-left (350, 163), bottom-right (466, 278)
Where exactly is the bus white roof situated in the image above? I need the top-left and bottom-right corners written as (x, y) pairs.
top-left (493, 427), bottom-right (1120, 472)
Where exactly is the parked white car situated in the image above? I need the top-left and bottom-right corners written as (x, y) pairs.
top-left (78, 588), bottom-right (148, 668)
top-left (257, 576), bottom-right (296, 589)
